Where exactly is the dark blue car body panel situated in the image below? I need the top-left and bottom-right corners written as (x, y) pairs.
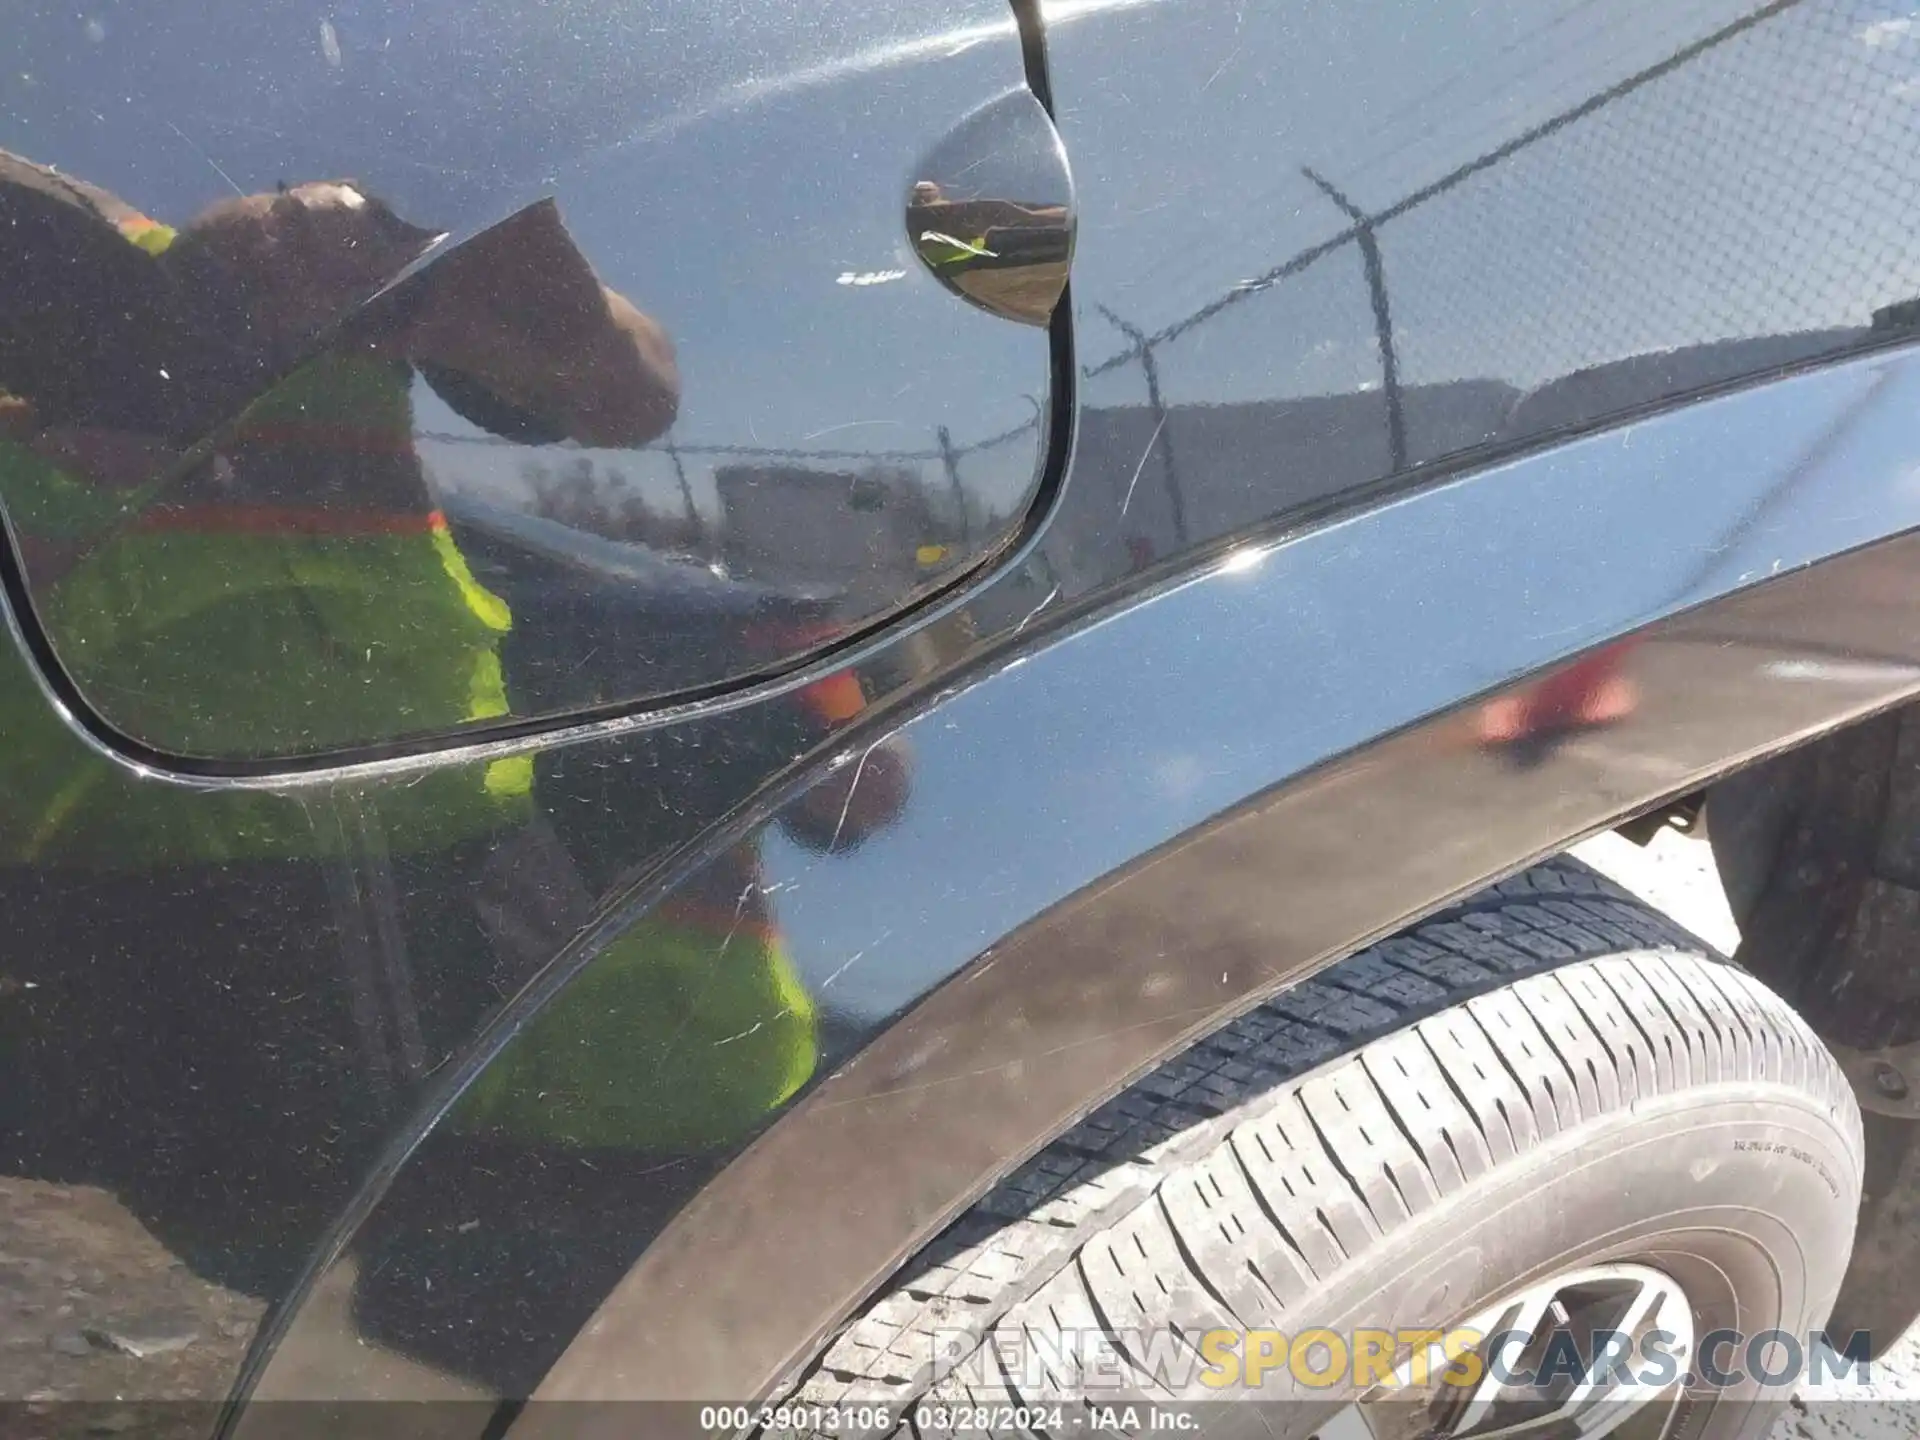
top-left (1, 0), bottom-right (1918, 1429)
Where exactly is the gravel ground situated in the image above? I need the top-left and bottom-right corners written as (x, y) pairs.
top-left (0, 1175), bottom-right (261, 1435)
top-left (1572, 828), bottom-right (1920, 1440)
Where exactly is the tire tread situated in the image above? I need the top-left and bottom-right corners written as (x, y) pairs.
top-left (775, 858), bottom-right (1858, 1435)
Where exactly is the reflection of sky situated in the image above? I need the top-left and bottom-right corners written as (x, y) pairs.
top-left (4, 0), bottom-right (1049, 500)
top-left (1052, 0), bottom-right (1760, 337)
top-left (1055, 0), bottom-right (1920, 400)
top-left (764, 349), bottom-right (1920, 1026)
top-left (12, 0), bottom-right (1920, 469)
top-left (15, 0), bottom-right (1920, 1103)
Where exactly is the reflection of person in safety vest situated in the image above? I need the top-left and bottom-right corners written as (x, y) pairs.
top-left (455, 667), bottom-right (912, 1152)
top-left (348, 674), bottom-right (913, 1391)
top-left (906, 179), bottom-right (1072, 325)
top-left (1, 148), bottom-right (832, 1254)
top-left (1, 151), bottom-right (914, 1330)
top-left (0, 152), bottom-right (676, 780)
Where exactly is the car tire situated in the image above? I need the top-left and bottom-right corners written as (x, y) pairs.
top-left (783, 859), bottom-right (1863, 1440)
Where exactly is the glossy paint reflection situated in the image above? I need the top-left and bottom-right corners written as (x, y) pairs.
top-left (6, 0), bottom-right (1920, 1424)
top-left (1038, 0), bottom-right (1920, 576)
top-left (240, 343), bottom-right (1920, 1424)
top-left (0, 0), bottom-right (1053, 762)
top-left (907, 88), bottom-right (1075, 326)
top-left (1, 0), bottom-right (1043, 1411)
top-left (0, 616), bottom-right (916, 1413)
top-left (1, 164), bottom-right (682, 765)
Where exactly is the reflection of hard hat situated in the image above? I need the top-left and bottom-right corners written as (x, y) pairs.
top-left (916, 543), bottom-right (951, 569)
top-left (910, 180), bottom-right (943, 206)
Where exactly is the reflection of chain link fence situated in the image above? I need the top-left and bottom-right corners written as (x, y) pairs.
top-left (1384, 0), bottom-right (1920, 393)
top-left (419, 418), bottom-right (1037, 562)
top-left (433, 0), bottom-right (1920, 560)
top-left (1085, 0), bottom-right (1920, 550)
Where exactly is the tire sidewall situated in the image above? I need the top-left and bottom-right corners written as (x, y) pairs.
top-left (1237, 1086), bottom-right (1860, 1440)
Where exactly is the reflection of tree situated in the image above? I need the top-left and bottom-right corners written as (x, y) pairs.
top-left (522, 457), bottom-right (595, 530)
top-left (519, 457), bottom-right (705, 550)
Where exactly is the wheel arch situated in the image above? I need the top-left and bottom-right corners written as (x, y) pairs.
top-left (232, 346), bottom-right (1920, 1425)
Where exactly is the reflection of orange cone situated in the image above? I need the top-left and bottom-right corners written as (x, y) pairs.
top-left (800, 669), bottom-right (869, 724)
top-left (742, 619), bottom-right (871, 723)
top-left (1473, 694), bottom-right (1532, 746)
top-left (1475, 642), bottom-right (1641, 747)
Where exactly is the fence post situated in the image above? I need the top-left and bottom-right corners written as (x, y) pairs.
top-left (1302, 167), bottom-right (1406, 474)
